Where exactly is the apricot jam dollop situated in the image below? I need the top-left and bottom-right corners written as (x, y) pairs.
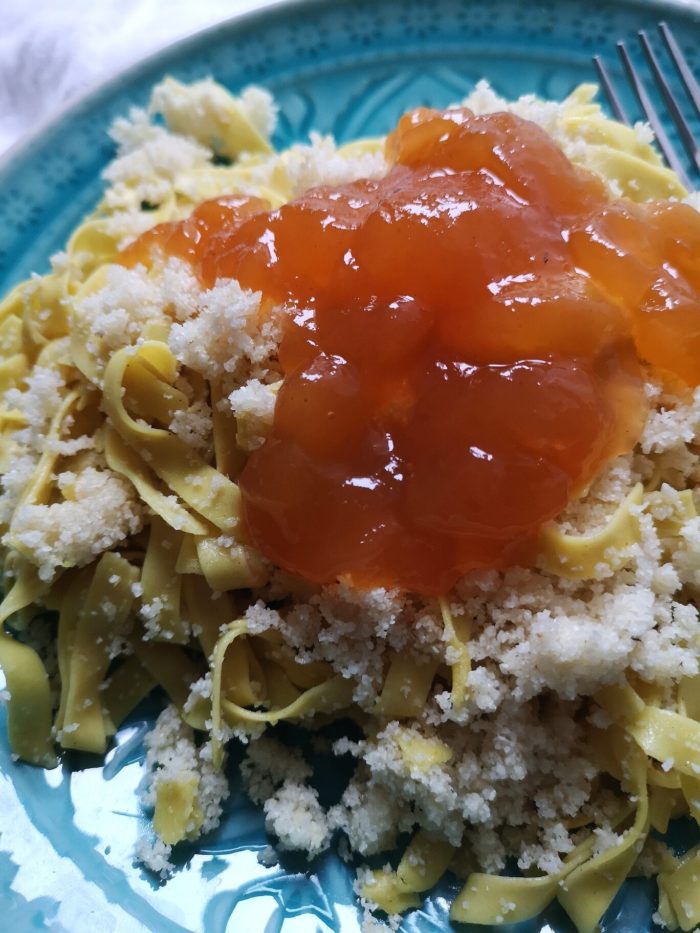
top-left (122, 107), bottom-right (700, 595)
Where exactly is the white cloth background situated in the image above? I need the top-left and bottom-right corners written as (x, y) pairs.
top-left (0, 0), bottom-right (271, 156)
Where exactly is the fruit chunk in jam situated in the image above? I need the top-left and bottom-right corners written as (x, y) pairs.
top-left (122, 106), bottom-right (700, 595)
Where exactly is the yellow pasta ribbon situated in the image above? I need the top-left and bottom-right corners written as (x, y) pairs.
top-left (539, 483), bottom-right (643, 579)
top-left (132, 639), bottom-right (206, 715)
top-left (0, 560), bottom-right (55, 766)
top-left (7, 388), bottom-right (81, 525)
top-left (649, 785), bottom-right (684, 834)
top-left (451, 745), bottom-right (648, 931)
top-left (438, 596), bottom-right (470, 709)
top-left (658, 845), bottom-right (700, 931)
top-left (560, 86), bottom-right (686, 200)
top-left (104, 428), bottom-right (212, 536)
top-left (103, 342), bottom-right (242, 533)
top-left (195, 536), bottom-right (269, 591)
top-left (67, 218), bottom-right (120, 273)
top-left (141, 516), bottom-right (187, 643)
top-left (679, 673), bottom-right (700, 721)
top-left (60, 553), bottom-right (138, 753)
top-left (182, 574), bottom-right (234, 655)
top-left (153, 774), bottom-right (203, 845)
top-left (153, 77), bottom-right (274, 159)
top-left (558, 748), bottom-right (649, 932)
top-left (359, 829), bottom-right (455, 914)
top-left (102, 656), bottom-right (157, 735)
top-left (0, 353), bottom-right (29, 397)
top-left (122, 356), bottom-right (189, 427)
top-left (393, 729), bottom-right (452, 774)
top-left (22, 273), bottom-right (70, 350)
top-left (374, 653), bottom-right (440, 720)
top-left (211, 379), bottom-right (247, 480)
top-left (451, 871), bottom-right (568, 926)
top-left (54, 570), bottom-right (90, 733)
top-left (210, 619), bottom-right (354, 766)
top-left (184, 577), bottom-right (273, 712)
top-left (680, 773), bottom-right (700, 825)
top-left (597, 680), bottom-right (700, 778)
top-left (255, 632), bottom-right (331, 691)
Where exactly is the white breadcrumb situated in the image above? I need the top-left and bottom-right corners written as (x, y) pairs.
top-left (134, 835), bottom-right (174, 880)
top-left (103, 107), bottom-right (212, 211)
top-left (3, 365), bottom-right (64, 451)
top-left (7, 468), bottom-right (143, 580)
top-left (158, 258), bottom-right (203, 321)
top-left (167, 280), bottom-right (280, 381)
top-left (240, 736), bottom-right (312, 804)
top-left (169, 399), bottom-right (213, 456)
top-left (75, 258), bottom-right (202, 379)
top-left (79, 263), bottom-right (165, 349)
top-left (45, 434), bottom-right (95, 457)
top-left (184, 674), bottom-right (213, 713)
top-left (0, 365), bottom-right (67, 526)
top-left (139, 597), bottom-right (168, 640)
top-left (328, 778), bottom-right (412, 856)
top-left (639, 385), bottom-right (700, 455)
top-left (257, 845), bottom-right (279, 868)
top-left (263, 780), bottom-right (331, 857)
top-left (228, 378), bottom-right (278, 451)
top-left (283, 132), bottom-right (387, 198)
top-left (238, 86), bottom-right (279, 140)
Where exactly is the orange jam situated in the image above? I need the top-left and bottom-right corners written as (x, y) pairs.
top-left (122, 107), bottom-right (700, 595)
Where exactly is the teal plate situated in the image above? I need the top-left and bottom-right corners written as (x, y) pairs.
top-left (2, 0), bottom-right (700, 930)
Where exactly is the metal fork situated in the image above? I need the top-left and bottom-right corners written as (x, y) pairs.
top-left (593, 22), bottom-right (700, 191)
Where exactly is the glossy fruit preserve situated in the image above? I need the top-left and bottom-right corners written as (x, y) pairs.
top-left (122, 107), bottom-right (700, 594)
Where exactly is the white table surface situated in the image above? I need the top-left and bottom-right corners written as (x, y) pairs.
top-left (0, 0), bottom-right (268, 156)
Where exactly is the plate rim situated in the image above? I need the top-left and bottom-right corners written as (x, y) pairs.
top-left (2, 0), bottom-right (700, 182)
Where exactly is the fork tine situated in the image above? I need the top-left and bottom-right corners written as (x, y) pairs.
top-left (638, 30), bottom-right (700, 174)
top-left (616, 40), bottom-right (693, 190)
top-left (593, 55), bottom-right (632, 125)
top-left (659, 21), bottom-right (700, 118)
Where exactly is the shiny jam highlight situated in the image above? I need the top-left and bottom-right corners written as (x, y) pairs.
top-left (122, 108), bottom-right (700, 595)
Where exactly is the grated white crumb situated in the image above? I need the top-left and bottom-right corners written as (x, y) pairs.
top-left (283, 132), bottom-right (387, 198)
top-left (263, 780), bottom-right (331, 857)
top-left (104, 107), bottom-right (211, 211)
top-left (7, 467), bottom-right (143, 580)
top-left (328, 778), bottom-right (411, 856)
top-left (240, 736), bottom-right (312, 804)
top-left (169, 399), bottom-right (213, 456)
top-left (167, 280), bottom-right (279, 381)
top-left (228, 378), bottom-right (278, 451)
top-left (134, 835), bottom-right (175, 880)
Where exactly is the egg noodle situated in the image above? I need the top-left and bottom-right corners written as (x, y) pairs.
top-left (0, 77), bottom-right (699, 931)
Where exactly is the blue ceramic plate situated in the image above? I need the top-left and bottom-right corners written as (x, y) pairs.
top-left (2, 0), bottom-right (700, 930)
